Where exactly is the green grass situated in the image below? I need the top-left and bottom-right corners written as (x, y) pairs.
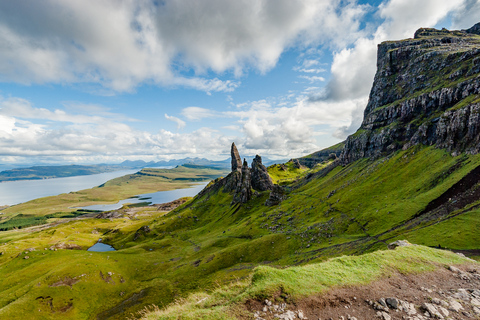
top-left (1, 146), bottom-right (480, 319)
top-left (138, 245), bottom-right (475, 320)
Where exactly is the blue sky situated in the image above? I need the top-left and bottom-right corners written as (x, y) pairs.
top-left (0, 0), bottom-right (479, 166)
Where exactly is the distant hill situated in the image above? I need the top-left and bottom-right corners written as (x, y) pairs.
top-left (119, 156), bottom-right (282, 169)
top-left (0, 157), bottom-right (283, 182)
top-left (0, 165), bottom-right (126, 182)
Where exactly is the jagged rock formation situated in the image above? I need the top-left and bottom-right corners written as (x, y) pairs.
top-left (231, 142), bottom-right (242, 172)
top-left (340, 23), bottom-right (480, 164)
top-left (202, 143), bottom-right (277, 204)
top-left (251, 155), bottom-right (274, 191)
top-left (233, 159), bottom-right (252, 203)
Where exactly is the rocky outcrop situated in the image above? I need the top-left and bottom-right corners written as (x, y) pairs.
top-left (201, 143), bottom-right (277, 205)
top-left (231, 142), bottom-right (242, 172)
top-left (251, 155), bottom-right (274, 191)
top-left (265, 184), bottom-right (285, 206)
top-left (340, 24), bottom-right (480, 164)
top-left (233, 159), bottom-right (252, 203)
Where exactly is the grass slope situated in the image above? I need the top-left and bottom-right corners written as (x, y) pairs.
top-left (1, 146), bottom-right (479, 319)
top-left (139, 245), bottom-right (476, 320)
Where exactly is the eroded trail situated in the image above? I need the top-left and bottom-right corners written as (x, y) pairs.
top-left (247, 263), bottom-right (480, 320)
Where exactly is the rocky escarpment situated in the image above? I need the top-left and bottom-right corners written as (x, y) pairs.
top-left (341, 23), bottom-right (480, 164)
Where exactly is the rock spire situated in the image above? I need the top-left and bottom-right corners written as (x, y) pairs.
top-left (231, 142), bottom-right (242, 172)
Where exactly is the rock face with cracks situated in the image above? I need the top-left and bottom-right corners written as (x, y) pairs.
top-left (340, 23), bottom-right (480, 164)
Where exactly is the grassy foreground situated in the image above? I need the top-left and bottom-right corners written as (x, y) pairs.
top-left (1, 146), bottom-right (480, 319)
top-left (139, 245), bottom-right (475, 320)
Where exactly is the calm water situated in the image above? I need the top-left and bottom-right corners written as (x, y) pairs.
top-left (0, 170), bottom-right (138, 206)
top-left (79, 182), bottom-right (209, 211)
top-left (87, 239), bottom-right (116, 252)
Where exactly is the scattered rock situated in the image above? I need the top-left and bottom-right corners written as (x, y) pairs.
top-left (133, 225), bottom-right (151, 241)
top-left (265, 185), bottom-right (285, 206)
top-left (387, 240), bottom-right (412, 249)
top-left (385, 297), bottom-right (399, 309)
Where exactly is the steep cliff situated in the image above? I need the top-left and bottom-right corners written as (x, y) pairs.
top-left (341, 23), bottom-right (480, 164)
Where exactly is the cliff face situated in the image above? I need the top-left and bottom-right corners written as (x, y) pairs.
top-left (340, 23), bottom-right (480, 164)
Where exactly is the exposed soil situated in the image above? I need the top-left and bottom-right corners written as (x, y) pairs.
top-left (153, 198), bottom-right (189, 211)
top-left (49, 276), bottom-right (79, 288)
top-left (246, 263), bottom-right (480, 320)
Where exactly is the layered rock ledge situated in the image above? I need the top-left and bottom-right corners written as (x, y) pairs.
top-left (340, 23), bottom-right (480, 164)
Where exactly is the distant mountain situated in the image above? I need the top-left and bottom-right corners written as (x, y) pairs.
top-left (0, 157), bottom-right (283, 182)
top-left (119, 156), bottom-right (283, 169)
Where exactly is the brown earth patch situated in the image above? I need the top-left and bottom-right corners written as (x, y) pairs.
top-left (49, 276), bottom-right (79, 288)
top-left (245, 263), bottom-right (480, 320)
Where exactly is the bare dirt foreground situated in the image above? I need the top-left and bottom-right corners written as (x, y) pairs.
top-left (247, 263), bottom-right (480, 320)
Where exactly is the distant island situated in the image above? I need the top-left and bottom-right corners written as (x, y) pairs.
top-left (0, 165), bottom-right (127, 182)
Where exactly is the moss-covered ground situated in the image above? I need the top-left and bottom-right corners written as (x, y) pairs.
top-left (1, 146), bottom-right (480, 319)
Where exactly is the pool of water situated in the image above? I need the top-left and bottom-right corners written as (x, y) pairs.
top-left (87, 239), bottom-right (116, 252)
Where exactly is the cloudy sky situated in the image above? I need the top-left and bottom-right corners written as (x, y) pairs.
top-left (0, 0), bottom-right (479, 166)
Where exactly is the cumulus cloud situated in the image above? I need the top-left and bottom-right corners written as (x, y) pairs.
top-left (0, 0), bottom-right (368, 93)
top-left (315, 0), bottom-right (467, 138)
top-left (0, 96), bottom-right (236, 162)
top-left (451, 0), bottom-right (480, 29)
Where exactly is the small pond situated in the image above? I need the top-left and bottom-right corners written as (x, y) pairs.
top-left (87, 239), bottom-right (116, 252)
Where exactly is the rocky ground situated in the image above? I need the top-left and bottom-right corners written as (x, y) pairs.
top-left (247, 261), bottom-right (480, 320)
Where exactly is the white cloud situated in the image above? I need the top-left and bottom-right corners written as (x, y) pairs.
top-left (451, 0), bottom-right (480, 29)
top-left (164, 114), bottom-right (186, 129)
top-left (298, 75), bottom-right (326, 83)
top-left (0, 0), bottom-right (368, 93)
top-left (317, 0), bottom-right (468, 137)
top-left (181, 107), bottom-right (218, 121)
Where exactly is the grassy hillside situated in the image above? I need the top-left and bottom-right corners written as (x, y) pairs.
top-left (1, 146), bottom-right (479, 319)
top-left (139, 245), bottom-right (475, 320)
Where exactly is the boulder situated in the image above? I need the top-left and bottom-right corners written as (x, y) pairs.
top-left (388, 240), bottom-right (412, 250)
top-left (265, 184), bottom-right (285, 206)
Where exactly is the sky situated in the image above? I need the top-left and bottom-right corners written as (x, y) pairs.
top-left (0, 0), bottom-right (479, 166)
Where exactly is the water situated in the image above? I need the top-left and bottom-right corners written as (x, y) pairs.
top-left (0, 170), bottom-right (138, 206)
top-left (87, 239), bottom-right (116, 252)
top-left (79, 182), bottom-right (209, 211)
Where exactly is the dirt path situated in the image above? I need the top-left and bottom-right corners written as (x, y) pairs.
top-left (246, 263), bottom-right (480, 320)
